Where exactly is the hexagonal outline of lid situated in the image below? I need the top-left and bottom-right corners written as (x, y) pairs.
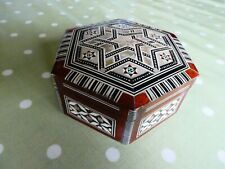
top-left (64, 19), bottom-right (193, 95)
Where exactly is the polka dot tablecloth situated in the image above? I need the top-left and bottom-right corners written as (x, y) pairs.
top-left (0, 0), bottom-right (225, 169)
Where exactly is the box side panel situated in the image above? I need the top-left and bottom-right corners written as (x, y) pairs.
top-left (54, 76), bottom-right (129, 143)
top-left (136, 92), bottom-right (185, 138)
top-left (128, 80), bottom-right (195, 143)
top-left (64, 95), bottom-right (117, 138)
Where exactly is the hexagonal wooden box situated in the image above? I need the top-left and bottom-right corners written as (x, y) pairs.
top-left (51, 19), bottom-right (199, 144)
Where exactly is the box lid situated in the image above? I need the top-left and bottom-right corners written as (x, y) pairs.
top-left (52, 19), bottom-right (199, 109)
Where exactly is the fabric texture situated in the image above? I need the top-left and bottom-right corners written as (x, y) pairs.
top-left (0, 0), bottom-right (225, 169)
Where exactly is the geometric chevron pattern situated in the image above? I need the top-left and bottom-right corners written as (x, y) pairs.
top-left (64, 96), bottom-right (116, 137)
top-left (137, 94), bottom-right (183, 137)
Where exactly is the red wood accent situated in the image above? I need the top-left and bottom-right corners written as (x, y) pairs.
top-left (51, 60), bottom-right (70, 78)
top-left (185, 69), bottom-right (199, 79)
top-left (117, 92), bottom-right (150, 110)
top-left (117, 92), bottom-right (134, 109)
top-left (134, 92), bottom-right (150, 109)
top-left (186, 63), bottom-right (199, 79)
top-left (116, 107), bottom-right (129, 141)
top-left (189, 63), bottom-right (199, 72)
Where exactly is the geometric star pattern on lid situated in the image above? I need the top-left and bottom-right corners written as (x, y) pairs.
top-left (53, 19), bottom-right (198, 100)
